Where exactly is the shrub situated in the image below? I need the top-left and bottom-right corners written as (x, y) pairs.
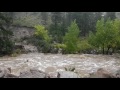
top-left (53, 43), bottom-right (66, 49)
top-left (33, 25), bottom-right (52, 53)
top-left (34, 25), bottom-right (51, 43)
top-left (77, 39), bottom-right (94, 53)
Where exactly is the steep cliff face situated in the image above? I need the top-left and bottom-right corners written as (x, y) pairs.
top-left (11, 12), bottom-right (68, 27)
top-left (9, 12), bottom-right (68, 39)
top-left (7, 12), bottom-right (52, 39)
top-left (10, 25), bottom-right (35, 39)
top-left (12, 12), bottom-right (53, 27)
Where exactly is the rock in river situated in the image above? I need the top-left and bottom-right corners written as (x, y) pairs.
top-left (89, 68), bottom-right (116, 78)
top-left (57, 71), bottom-right (80, 78)
top-left (19, 69), bottom-right (50, 78)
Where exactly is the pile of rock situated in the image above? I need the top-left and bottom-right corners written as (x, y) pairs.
top-left (14, 43), bottom-right (38, 54)
top-left (0, 67), bottom-right (80, 78)
top-left (0, 68), bottom-right (50, 78)
top-left (1, 67), bottom-right (120, 78)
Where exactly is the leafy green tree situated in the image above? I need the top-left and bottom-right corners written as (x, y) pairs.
top-left (34, 25), bottom-right (52, 53)
top-left (67, 12), bottom-right (103, 36)
top-left (49, 12), bottom-right (69, 43)
top-left (109, 19), bottom-right (120, 53)
top-left (63, 20), bottom-right (80, 53)
top-left (89, 18), bottom-right (108, 54)
top-left (34, 25), bottom-right (51, 42)
top-left (77, 38), bottom-right (94, 53)
top-left (88, 18), bottom-right (120, 54)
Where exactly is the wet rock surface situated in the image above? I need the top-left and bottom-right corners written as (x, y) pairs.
top-left (0, 67), bottom-right (120, 78)
top-left (89, 68), bottom-right (116, 78)
top-left (19, 69), bottom-right (50, 78)
top-left (0, 68), bottom-right (18, 78)
top-left (0, 68), bottom-right (51, 78)
top-left (57, 71), bottom-right (80, 78)
top-left (115, 69), bottom-right (120, 78)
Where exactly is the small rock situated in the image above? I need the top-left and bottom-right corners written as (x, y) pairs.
top-left (57, 71), bottom-right (80, 78)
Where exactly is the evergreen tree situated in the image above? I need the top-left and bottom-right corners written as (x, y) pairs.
top-left (104, 12), bottom-right (116, 20)
top-left (63, 20), bottom-right (80, 53)
top-left (0, 12), bottom-right (14, 55)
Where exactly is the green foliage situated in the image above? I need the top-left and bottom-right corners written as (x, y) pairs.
top-left (63, 20), bottom-right (80, 53)
top-left (10, 49), bottom-right (22, 57)
top-left (77, 38), bottom-right (94, 53)
top-left (53, 43), bottom-right (66, 50)
top-left (88, 18), bottom-right (120, 54)
top-left (49, 24), bottom-right (64, 43)
top-left (49, 12), bottom-right (68, 43)
top-left (111, 19), bottom-right (120, 47)
top-left (88, 31), bottom-right (97, 47)
top-left (33, 25), bottom-right (52, 53)
top-left (0, 38), bottom-right (14, 54)
top-left (104, 12), bottom-right (116, 20)
top-left (40, 41), bottom-right (51, 53)
top-left (13, 14), bottom-right (41, 27)
top-left (64, 66), bottom-right (75, 72)
top-left (67, 12), bottom-right (103, 36)
top-left (0, 12), bottom-right (14, 55)
top-left (34, 25), bottom-right (51, 42)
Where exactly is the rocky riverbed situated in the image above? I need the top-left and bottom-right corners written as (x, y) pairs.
top-left (0, 53), bottom-right (120, 78)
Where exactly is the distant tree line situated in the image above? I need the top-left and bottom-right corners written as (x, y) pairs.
top-left (0, 12), bottom-right (119, 56)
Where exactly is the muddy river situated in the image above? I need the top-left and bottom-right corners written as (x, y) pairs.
top-left (0, 53), bottom-right (120, 77)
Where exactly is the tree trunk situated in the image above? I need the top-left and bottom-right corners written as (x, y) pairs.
top-left (112, 48), bottom-right (115, 54)
top-left (103, 44), bottom-right (104, 54)
top-left (106, 46), bottom-right (110, 55)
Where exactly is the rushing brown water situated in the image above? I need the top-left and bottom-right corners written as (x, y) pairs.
top-left (0, 53), bottom-right (120, 77)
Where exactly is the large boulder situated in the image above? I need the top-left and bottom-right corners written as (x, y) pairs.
top-left (0, 67), bottom-right (18, 78)
top-left (14, 43), bottom-right (38, 53)
top-left (14, 43), bottom-right (25, 50)
top-left (114, 69), bottom-right (120, 78)
top-left (19, 69), bottom-right (50, 78)
top-left (89, 68), bottom-right (115, 78)
top-left (0, 67), bottom-right (52, 78)
top-left (23, 45), bottom-right (38, 53)
top-left (57, 71), bottom-right (80, 78)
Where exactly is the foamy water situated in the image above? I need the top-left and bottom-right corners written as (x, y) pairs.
top-left (0, 53), bottom-right (120, 77)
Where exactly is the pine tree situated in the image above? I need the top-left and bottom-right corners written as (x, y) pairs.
top-left (0, 12), bottom-right (13, 55)
top-left (63, 20), bottom-right (80, 53)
